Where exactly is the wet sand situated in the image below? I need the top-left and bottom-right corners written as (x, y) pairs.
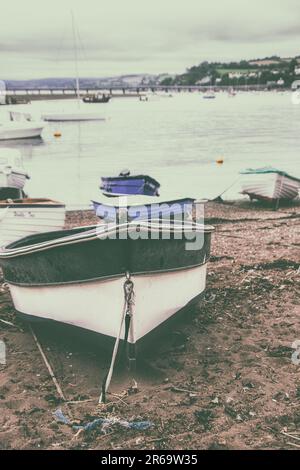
top-left (0, 201), bottom-right (299, 450)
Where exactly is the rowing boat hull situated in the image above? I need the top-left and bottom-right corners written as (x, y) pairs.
top-left (0, 221), bottom-right (213, 343)
top-left (100, 175), bottom-right (160, 197)
top-left (0, 123), bottom-right (44, 140)
top-left (92, 198), bottom-right (196, 222)
top-left (42, 113), bottom-right (105, 122)
top-left (240, 173), bottom-right (300, 201)
top-left (9, 264), bottom-right (207, 343)
top-left (0, 171), bottom-right (28, 189)
top-left (0, 202), bottom-right (66, 247)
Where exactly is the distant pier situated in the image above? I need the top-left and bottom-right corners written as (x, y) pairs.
top-left (2, 84), bottom-right (270, 103)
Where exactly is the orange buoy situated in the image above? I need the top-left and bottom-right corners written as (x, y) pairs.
top-left (216, 157), bottom-right (224, 164)
top-left (54, 131), bottom-right (62, 138)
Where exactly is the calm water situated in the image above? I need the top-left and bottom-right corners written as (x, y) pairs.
top-left (1, 91), bottom-right (300, 209)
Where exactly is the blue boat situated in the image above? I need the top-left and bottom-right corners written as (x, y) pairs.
top-left (100, 171), bottom-right (160, 197)
top-left (92, 197), bottom-right (197, 223)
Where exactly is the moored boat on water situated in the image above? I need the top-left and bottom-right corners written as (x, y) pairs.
top-left (83, 94), bottom-right (111, 103)
top-left (100, 171), bottom-right (160, 197)
top-left (240, 167), bottom-right (300, 202)
top-left (0, 149), bottom-right (30, 189)
top-left (203, 91), bottom-right (216, 99)
top-left (0, 220), bottom-right (214, 348)
top-left (228, 88), bottom-right (237, 97)
top-left (0, 112), bottom-right (44, 140)
top-left (0, 198), bottom-right (66, 247)
top-left (42, 109), bottom-right (105, 122)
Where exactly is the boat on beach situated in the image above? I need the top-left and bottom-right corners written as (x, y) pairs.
top-left (0, 220), bottom-right (214, 348)
top-left (0, 198), bottom-right (66, 247)
top-left (92, 197), bottom-right (201, 223)
top-left (100, 171), bottom-right (160, 197)
top-left (240, 167), bottom-right (300, 203)
top-left (0, 149), bottom-right (30, 189)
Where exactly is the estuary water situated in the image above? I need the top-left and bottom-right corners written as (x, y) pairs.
top-left (1, 91), bottom-right (299, 209)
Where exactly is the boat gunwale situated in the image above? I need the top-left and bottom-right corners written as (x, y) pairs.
top-left (0, 220), bottom-right (215, 259)
top-left (0, 198), bottom-right (65, 209)
top-left (5, 257), bottom-right (211, 288)
top-left (240, 168), bottom-right (300, 183)
top-left (0, 169), bottom-right (29, 179)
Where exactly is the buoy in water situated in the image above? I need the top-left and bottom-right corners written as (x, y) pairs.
top-left (216, 157), bottom-right (224, 164)
top-left (54, 131), bottom-right (62, 138)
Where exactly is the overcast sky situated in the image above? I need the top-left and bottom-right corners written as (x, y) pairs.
top-left (1, 0), bottom-right (300, 79)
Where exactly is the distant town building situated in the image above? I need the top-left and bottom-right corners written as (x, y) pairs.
top-left (228, 72), bottom-right (244, 79)
top-left (249, 59), bottom-right (280, 66)
top-left (196, 76), bottom-right (211, 85)
top-left (294, 67), bottom-right (300, 76)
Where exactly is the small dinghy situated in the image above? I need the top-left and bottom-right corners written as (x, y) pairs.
top-left (92, 197), bottom-right (202, 223)
top-left (0, 198), bottom-right (66, 247)
top-left (0, 220), bottom-right (214, 348)
top-left (0, 112), bottom-right (44, 140)
top-left (0, 149), bottom-right (30, 189)
top-left (228, 88), bottom-right (237, 97)
top-left (101, 171), bottom-right (160, 197)
top-left (203, 91), bottom-right (216, 100)
top-left (42, 110), bottom-right (105, 122)
top-left (139, 95), bottom-right (148, 102)
top-left (83, 94), bottom-right (111, 103)
top-left (240, 167), bottom-right (300, 203)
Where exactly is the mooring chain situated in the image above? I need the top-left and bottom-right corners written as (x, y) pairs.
top-left (123, 272), bottom-right (135, 318)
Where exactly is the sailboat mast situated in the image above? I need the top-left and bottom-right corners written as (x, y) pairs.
top-left (71, 11), bottom-right (80, 105)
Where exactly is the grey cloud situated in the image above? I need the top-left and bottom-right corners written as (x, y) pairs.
top-left (1, 0), bottom-right (300, 78)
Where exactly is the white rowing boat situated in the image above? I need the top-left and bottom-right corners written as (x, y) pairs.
top-left (0, 149), bottom-right (29, 189)
top-left (42, 110), bottom-right (105, 122)
top-left (0, 198), bottom-right (66, 247)
top-left (240, 167), bottom-right (300, 202)
top-left (0, 220), bottom-right (214, 348)
top-left (0, 111), bottom-right (44, 141)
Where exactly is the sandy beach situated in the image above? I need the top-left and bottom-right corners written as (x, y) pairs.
top-left (0, 201), bottom-right (299, 450)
